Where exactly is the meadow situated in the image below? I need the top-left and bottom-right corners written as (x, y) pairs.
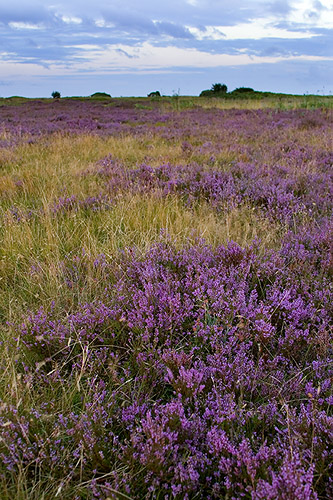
top-left (0, 95), bottom-right (332, 499)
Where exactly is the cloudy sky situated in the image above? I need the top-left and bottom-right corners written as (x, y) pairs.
top-left (1, 0), bottom-right (332, 97)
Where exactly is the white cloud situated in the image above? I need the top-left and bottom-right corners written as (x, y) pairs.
top-left (94, 19), bottom-right (116, 28)
top-left (8, 22), bottom-right (43, 30)
top-left (1, 41), bottom-right (332, 79)
top-left (288, 0), bottom-right (333, 28)
top-left (36, 42), bottom-right (332, 73)
top-left (188, 18), bottom-right (317, 40)
top-left (61, 15), bottom-right (82, 24)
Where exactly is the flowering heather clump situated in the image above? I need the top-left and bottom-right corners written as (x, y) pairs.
top-left (0, 100), bottom-right (332, 499)
top-left (51, 193), bottom-right (113, 215)
top-left (0, 100), bottom-right (331, 148)
top-left (1, 236), bottom-right (331, 498)
top-left (0, 99), bottom-right (170, 144)
top-left (93, 156), bottom-right (332, 224)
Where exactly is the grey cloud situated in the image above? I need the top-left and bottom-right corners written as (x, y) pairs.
top-left (259, 45), bottom-right (293, 57)
top-left (0, 0), bottom-right (317, 33)
top-left (115, 48), bottom-right (139, 59)
top-left (99, 1), bottom-right (269, 28)
top-left (154, 21), bottom-right (194, 39)
top-left (100, 9), bottom-right (193, 39)
top-left (0, 0), bottom-right (331, 89)
top-left (313, 1), bottom-right (326, 11)
top-left (301, 0), bottom-right (331, 21)
top-left (175, 28), bottom-right (333, 60)
top-left (0, 5), bottom-right (52, 24)
top-left (0, 24), bottom-right (90, 66)
top-left (101, 9), bottom-right (155, 34)
top-left (85, 0), bottom-right (255, 25)
top-left (267, 1), bottom-right (292, 15)
top-left (238, 30), bottom-right (333, 58)
top-left (25, 38), bottom-right (39, 48)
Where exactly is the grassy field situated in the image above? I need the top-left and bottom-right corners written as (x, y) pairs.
top-left (0, 96), bottom-right (332, 499)
top-left (1, 92), bottom-right (332, 110)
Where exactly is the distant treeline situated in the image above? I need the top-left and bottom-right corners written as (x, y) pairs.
top-left (199, 84), bottom-right (290, 98)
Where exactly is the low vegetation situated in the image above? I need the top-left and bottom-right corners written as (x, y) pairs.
top-left (90, 92), bottom-right (112, 100)
top-left (0, 95), bottom-right (332, 499)
top-left (148, 91), bottom-right (161, 98)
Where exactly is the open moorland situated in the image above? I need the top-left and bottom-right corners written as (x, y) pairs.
top-left (0, 95), bottom-right (332, 499)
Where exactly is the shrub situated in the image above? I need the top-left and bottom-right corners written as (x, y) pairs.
top-left (199, 89), bottom-right (213, 97)
top-left (232, 87), bottom-right (255, 94)
top-left (90, 92), bottom-right (112, 99)
top-left (200, 83), bottom-right (228, 97)
top-left (148, 91), bottom-right (161, 97)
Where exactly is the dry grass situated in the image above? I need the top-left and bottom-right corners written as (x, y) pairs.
top-left (159, 94), bottom-right (333, 111)
top-left (0, 131), bottom-right (284, 321)
top-left (1, 193), bottom-right (281, 317)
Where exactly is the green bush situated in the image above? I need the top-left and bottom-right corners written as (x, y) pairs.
top-left (231, 87), bottom-right (255, 94)
top-left (90, 92), bottom-right (112, 99)
top-left (148, 91), bottom-right (161, 97)
top-left (200, 83), bottom-right (228, 97)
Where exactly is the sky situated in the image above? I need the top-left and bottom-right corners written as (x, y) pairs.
top-left (0, 0), bottom-right (332, 97)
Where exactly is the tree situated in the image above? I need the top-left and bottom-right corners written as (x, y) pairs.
top-left (211, 83), bottom-right (228, 94)
top-left (51, 91), bottom-right (61, 99)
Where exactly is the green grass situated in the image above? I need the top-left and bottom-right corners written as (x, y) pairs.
top-left (1, 93), bottom-right (332, 110)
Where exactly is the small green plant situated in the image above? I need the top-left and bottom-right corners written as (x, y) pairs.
top-left (51, 91), bottom-right (61, 99)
